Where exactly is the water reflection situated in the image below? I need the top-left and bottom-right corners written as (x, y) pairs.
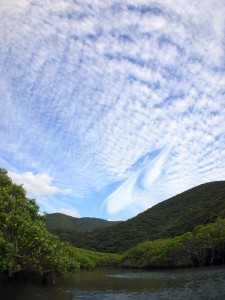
top-left (1, 266), bottom-right (225, 300)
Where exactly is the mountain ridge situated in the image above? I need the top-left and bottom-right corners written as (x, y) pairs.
top-left (47, 181), bottom-right (225, 253)
top-left (46, 212), bottom-right (123, 232)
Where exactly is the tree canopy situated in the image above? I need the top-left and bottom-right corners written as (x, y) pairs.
top-left (121, 218), bottom-right (225, 268)
top-left (47, 180), bottom-right (225, 254)
top-left (0, 168), bottom-right (120, 279)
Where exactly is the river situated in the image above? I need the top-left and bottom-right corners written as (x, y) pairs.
top-left (1, 266), bottom-right (225, 299)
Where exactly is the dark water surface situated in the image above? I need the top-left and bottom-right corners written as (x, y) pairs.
top-left (1, 266), bottom-right (225, 299)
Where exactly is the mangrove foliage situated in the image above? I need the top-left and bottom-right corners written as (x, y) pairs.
top-left (46, 181), bottom-right (225, 254)
top-left (121, 218), bottom-right (225, 268)
top-left (0, 168), bottom-right (120, 280)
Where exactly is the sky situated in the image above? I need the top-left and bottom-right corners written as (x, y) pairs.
top-left (0, 0), bottom-right (225, 221)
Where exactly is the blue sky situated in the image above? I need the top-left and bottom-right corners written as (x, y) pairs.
top-left (0, 0), bottom-right (225, 220)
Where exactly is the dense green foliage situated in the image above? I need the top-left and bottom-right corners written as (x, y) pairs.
top-left (46, 213), bottom-right (122, 232)
top-left (49, 181), bottom-right (225, 253)
top-left (0, 169), bottom-right (120, 279)
top-left (121, 218), bottom-right (225, 268)
top-left (2, 167), bottom-right (225, 281)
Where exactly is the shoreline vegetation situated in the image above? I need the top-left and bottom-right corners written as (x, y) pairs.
top-left (1, 168), bottom-right (225, 285)
top-left (0, 168), bottom-right (120, 284)
top-left (48, 180), bottom-right (225, 254)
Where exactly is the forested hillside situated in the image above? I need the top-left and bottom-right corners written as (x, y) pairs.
top-left (49, 181), bottom-right (225, 253)
top-left (0, 168), bottom-right (120, 281)
top-left (121, 217), bottom-right (225, 268)
top-left (46, 213), bottom-right (122, 232)
top-left (1, 167), bottom-right (225, 281)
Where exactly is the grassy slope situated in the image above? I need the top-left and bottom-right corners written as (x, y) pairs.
top-left (48, 181), bottom-right (225, 254)
top-left (46, 213), bottom-right (122, 232)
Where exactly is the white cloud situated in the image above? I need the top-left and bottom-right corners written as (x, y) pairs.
top-left (104, 141), bottom-right (176, 215)
top-left (141, 142), bottom-right (175, 189)
top-left (8, 171), bottom-right (72, 197)
top-left (102, 171), bottom-right (140, 214)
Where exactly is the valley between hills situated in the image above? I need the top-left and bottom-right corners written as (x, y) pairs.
top-left (1, 167), bottom-right (225, 282)
top-left (46, 181), bottom-right (225, 254)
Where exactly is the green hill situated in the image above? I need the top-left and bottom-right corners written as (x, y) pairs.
top-left (46, 213), bottom-right (122, 232)
top-left (48, 181), bottom-right (225, 254)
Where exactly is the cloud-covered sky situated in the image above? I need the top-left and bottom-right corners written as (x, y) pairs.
top-left (0, 0), bottom-right (225, 220)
